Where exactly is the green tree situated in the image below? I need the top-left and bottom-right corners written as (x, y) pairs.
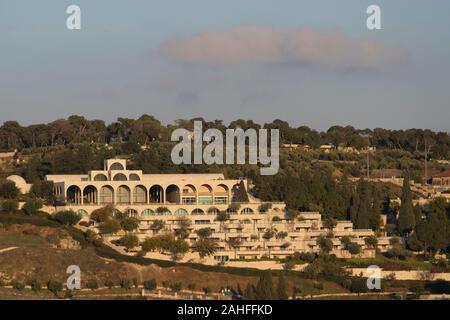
top-left (1, 199), bottom-right (19, 213)
top-left (317, 235), bottom-right (333, 253)
top-left (143, 279), bottom-right (157, 290)
top-left (53, 210), bottom-right (81, 226)
top-left (47, 279), bottom-right (63, 296)
top-left (255, 271), bottom-right (274, 300)
top-left (192, 238), bottom-right (217, 259)
top-left (118, 234), bottom-right (139, 251)
top-left (0, 180), bottom-right (19, 199)
top-left (416, 198), bottom-right (450, 254)
top-left (120, 217), bottom-right (140, 232)
top-left (196, 227), bottom-right (213, 239)
top-left (90, 205), bottom-right (114, 223)
top-left (397, 175), bottom-right (415, 235)
top-left (234, 180), bottom-right (249, 203)
top-left (276, 274), bottom-right (288, 300)
top-left (244, 283), bottom-right (256, 300)
top-left (22, 198), bottom-right (43, 215)
top-left (100, 219), bottom-right (122, 234)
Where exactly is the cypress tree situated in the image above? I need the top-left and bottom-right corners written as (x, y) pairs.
top-left (276, 274), bottom-right (288, 300)
top-left (234, 180), bottom-right (249, 203)
top-left (255, 270), bottom-right (274, 300)
top-left (244, 282), bottom-right (255, 300)
top-left (397, 175), bottom-right (415, 235)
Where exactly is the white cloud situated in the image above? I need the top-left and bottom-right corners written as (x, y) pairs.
top-left (161, 26), bottom-right (405, 71)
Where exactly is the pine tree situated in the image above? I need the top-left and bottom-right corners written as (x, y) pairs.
top-left (255, 271), bottom-right (274, 300)
top-left (244, 283), bottom-right (255, 300)
top-left (397, 175), bottom-right (415, 235)
top-left (276, 274), bottom-right (288, 300)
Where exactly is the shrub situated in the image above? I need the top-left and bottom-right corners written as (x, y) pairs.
top-left (347, 243), bottom-right (361, 255)
top-left (120, 278), bottom-right (132, 289)
top-left (100, 219), bottom-right (122, 234)
top-left (364, 236), bottom-right (378, 248)
top-left (105, 280), bottom-right (115, 289)
top-left (47, 279), bottom-right (63, 295)
top-left (90, 206), bottom-right (114, 223)
top-left (118, 234), bottom-right (139, 251)
top-left (0, 180), bottom-right (19, 199)
top-left (317, 236), bottom-right (333, 253)
top-left (22, 198), bottom-right (43, 216)
top-left (170, 282), bottom-right (183, 292)
top-left (1, 199), bottom-right (19, 213)
top-left (143, 279), bottom-right (157, 291)
top-left (120, 217), bottom-right (140, 232)
top-left (196, 227), bottom-right (212, 239)
top-left (53, 210), bottom-right (81, 226)
top-left (79, 221), bottom-right (91, 227)
top-left (29, 279), bottom-right (42, 292)
top-left (350, 278), bottom-right (369, 293)
top-left (86, 279), bottom-right (99, 290)
top-left (11, 280), bottom-right (25, 291)
top-left (385, 244), bottom-right (412, 260)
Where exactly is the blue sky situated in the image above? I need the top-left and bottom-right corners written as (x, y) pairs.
top-left (1, 0), bottom-right (450, 130)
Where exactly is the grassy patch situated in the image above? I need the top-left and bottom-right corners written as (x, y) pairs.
top-left (342, 255), bottom-right (434, 271)
top-left (0, 234), bottom-right (48, 247)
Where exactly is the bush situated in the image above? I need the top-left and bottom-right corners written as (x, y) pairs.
top-left (29, 279), bottom-right (42, 292)
top-left (11, 280), bottom-right (25, 291)
top-left (170, 282), bottom-right (183, 292)
top-left (385, 244), bottom-right (412, 260)
top-left (105, 280), bottom-right (115, 289)
top-left (143, 279), bottom-right (157, 291)
top-left (100, 219), bottom-right (122, 234)
top-left (120, 217), bottom-right (140, 232)
top-left (86, 279), bottom-right (99, 290)
top-left (0, 180), bottom-right (19, 199)
top-left (350, 278), bottom-right (369, 293)
top-left (118, 234), bottom-right (139, 251)
top-left (1, 199), bottom-right (19, 213)
top-left (90, 206), bottom-right (114, 223)
top-left (22, 198), bottom-right (43, 216)
top-left (120, 278), bottom-right (132, 289)
top-left (47, 279), bottom-right (63, 295)
top-left (53, 210), bottom-right (81, 226)
top-left (347, 243), bottom-right (361, 255)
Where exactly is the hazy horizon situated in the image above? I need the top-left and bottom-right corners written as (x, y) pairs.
top-left (1, 0), bottom-right (450, 131)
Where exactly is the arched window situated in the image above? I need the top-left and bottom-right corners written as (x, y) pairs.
top-left (93, 174), bottom-right (108, 181)
top-left (110, 162), bottom-right (124, 170)
top-left (207, 207), bottom-right (220, 215)
top-left (141, 209), bottom-right (155, 217)
top-left (100, 186), bottom-right (114, 204)
top-left (166, 184), bottom-right (180, 204)
top-left (117, 186), bottom-right (131, 204)
top-left (129, 174), bottom-right (140, 181)
top-left (198, 184), bottom-right (213, 205)
top-left (83, 185), bottom-right (98, 204)
top-left (133, 185), bottom-right (147, 204)
top-left (67, 185), bottom-right (82, 204)
top-left (175, 208), bottom-right (188, 217)
top-left (126, 209), bottom-right (138, 217)
top-left (241, 208), bottom-right (254, 215)
top-left (214, 184), bottom-right (229, 204)
top-left (192, 208), bottom-right (205, 215)
top-left (113, 173), bottom-right (127, 181)
top-left (150, 185), bottom-right (164, 203)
